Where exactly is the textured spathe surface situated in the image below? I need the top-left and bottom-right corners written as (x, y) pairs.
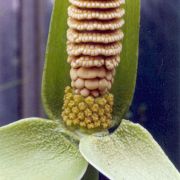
top-left (0, 118), bottom-right (88, 180)
top-left (80, 120), bottom-right (180, 180)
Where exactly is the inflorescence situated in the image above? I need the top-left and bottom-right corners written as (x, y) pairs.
top-left (62, 0), bottom-right (125, 129)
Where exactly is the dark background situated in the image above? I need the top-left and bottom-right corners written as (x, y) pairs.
top-left (0, 0), bottom-right (179, 178)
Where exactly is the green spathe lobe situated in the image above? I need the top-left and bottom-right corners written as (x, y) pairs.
top-left (80, 120), bottom-right (180, 180)
top-left (0, 118), bottom-right (88, 180)
top-left (112, 0), bottom-right (140, 125)
top-left (42, 0), bottom-right (70, 120)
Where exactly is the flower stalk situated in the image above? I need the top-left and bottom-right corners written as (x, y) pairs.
top-left (62, 0), bottom-right (125, 129)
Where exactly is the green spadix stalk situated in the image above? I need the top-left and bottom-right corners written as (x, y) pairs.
top-left (0, 0), bottom-right (179, 179)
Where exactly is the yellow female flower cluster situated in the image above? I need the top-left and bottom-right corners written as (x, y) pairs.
top-left (61, 87), bottom-right (113, 129)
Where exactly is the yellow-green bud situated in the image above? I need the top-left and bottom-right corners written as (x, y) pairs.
top-left (78, 102), bottom-right (87, 111)
top-left (85, 96), bottom-right (94, 106)
top-left (91, 104), bottom-right (99, 112)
